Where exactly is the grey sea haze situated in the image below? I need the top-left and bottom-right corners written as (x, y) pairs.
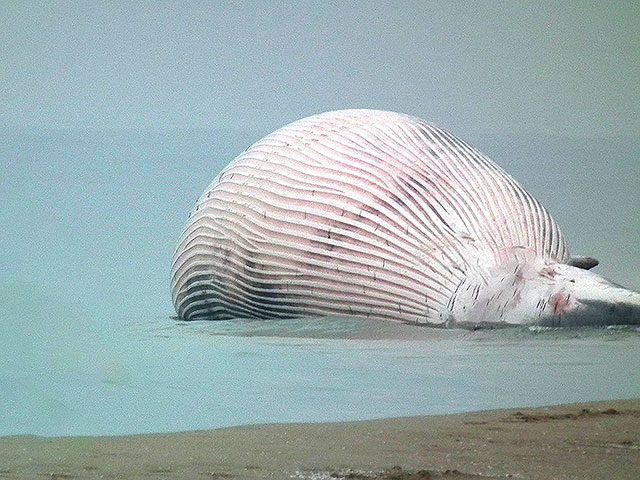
top-left (1, 129), bottom-right (639, 437)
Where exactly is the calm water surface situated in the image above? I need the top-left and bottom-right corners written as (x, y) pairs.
top-left (1, 130), bottom-right (638, 437)
top-left (2, 315), bottom-right (639, 437)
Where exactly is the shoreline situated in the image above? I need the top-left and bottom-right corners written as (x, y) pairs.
top-left (2, 399), bottom-right (639, 479)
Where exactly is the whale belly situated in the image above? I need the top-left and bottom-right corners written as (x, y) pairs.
top-left (170, 110), bottom-right (569, 323)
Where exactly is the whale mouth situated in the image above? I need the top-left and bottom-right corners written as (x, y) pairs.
top-left (576, 298), bottom-right (640, 326)
top-left (542, 294), bottom-right (640, 327)
top-left (531, 264), bottom-right (640, 327)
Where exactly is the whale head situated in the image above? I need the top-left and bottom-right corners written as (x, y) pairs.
top-left (449, 260), bottom-right (640, 327)
top-left (527, 263), bottom-right (640, 326)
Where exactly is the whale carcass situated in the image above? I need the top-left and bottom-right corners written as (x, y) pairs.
top-left (170, 110), bottom-right (640, 327)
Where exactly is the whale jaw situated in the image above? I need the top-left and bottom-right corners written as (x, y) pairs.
top-left (447, 262), bottom-right (640, 328)
top-left (536, 271), bottom-right (640, 327)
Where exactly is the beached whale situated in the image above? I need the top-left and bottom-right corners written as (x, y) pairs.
top-left (170, 110), bottom-right (639, 327)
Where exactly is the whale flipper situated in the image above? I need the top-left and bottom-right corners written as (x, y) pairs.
top-left (568, 256), bottom-right (599, 270)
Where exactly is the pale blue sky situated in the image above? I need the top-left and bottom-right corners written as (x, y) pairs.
top-left (1, 1), bottom-right (638, 136)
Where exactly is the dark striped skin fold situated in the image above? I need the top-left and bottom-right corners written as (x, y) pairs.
top-left (170, 110), bottom-right (569, 324)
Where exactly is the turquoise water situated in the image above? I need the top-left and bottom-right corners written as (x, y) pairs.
top-left (2, 310), bottom-right (639, 437)
top-left (1, 129), bottom-right (639, 437)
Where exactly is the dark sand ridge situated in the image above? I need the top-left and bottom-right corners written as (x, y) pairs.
top-left (1, 399), bottom-right (639, 479)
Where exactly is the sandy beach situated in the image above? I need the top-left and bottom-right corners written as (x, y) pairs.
top-left (1, 399), bottom-right (639, 479)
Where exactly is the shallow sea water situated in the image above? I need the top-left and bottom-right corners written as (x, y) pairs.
top-left (2, 315), bottom-right (639, 437)
top-left (1, 129), bottom-right (638, 438)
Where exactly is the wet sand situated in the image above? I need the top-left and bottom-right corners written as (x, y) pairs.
top-left (1, 399), bottom-right (639, 479)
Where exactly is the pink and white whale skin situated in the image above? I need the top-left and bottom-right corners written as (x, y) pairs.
top-left (170, 110), bottom-right (640, 327)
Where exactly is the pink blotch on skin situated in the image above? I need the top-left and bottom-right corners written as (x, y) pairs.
top-left (550, 291), bottom-right (571, 315)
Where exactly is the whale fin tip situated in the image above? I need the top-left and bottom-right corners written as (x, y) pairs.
top-left (567, 256), bottom-right (599, 270)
